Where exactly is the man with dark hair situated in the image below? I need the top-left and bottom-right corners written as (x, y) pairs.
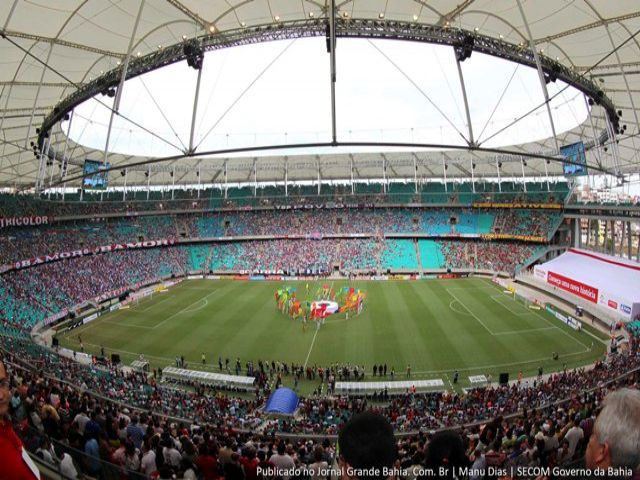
top-left (338, 411), bottom-right (396, 480)
top-left (0, 358), bottom-right (41, 479)
top-left (424, 431), bottom-right (468, 479)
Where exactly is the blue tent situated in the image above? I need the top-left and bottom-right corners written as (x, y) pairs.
top-left (264, 387), bottom-right (299, 415)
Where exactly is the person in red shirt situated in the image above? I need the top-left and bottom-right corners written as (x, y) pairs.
top-left (240, 447), bottom-right (260, 480)
top-left (195, 443), bottom-right (218, 480)
top-left (0, 358), bottom-right (41, 480)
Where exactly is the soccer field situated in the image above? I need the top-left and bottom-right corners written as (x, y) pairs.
top-left (58, 277), bottom-right (608, 391)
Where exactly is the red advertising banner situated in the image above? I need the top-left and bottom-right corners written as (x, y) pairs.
top-left (547, 271), bottom-right (599, 303)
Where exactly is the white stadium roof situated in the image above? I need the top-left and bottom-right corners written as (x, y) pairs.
top-left (0, 1), bottom-right (639, 188)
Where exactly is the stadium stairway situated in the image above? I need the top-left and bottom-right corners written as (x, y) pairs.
top-left (414, 239), bottom-right (424, 275)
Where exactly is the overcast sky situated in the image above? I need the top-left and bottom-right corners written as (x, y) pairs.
top-left (65, 37), bottom-right (588, 160)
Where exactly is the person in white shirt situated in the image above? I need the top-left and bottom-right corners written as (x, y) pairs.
top-left (562, 419), bottom-right (584, 458)
top-left (55, 445), bottom-right (78, 480)
top-left (72, 410), bottom-right (90, 436)
top-left (141, 442), bottom-right (157, 478)
top-left (269, 442), bottom-right (296, 480)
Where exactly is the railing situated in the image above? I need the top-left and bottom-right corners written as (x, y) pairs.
top-left (20, 425), bottom-right (146, 480)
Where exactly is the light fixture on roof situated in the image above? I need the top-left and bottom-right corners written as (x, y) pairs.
top-left (413, 14), bottom-right (418, 21)
top-left (274, 15), bottom-right (280, 22)
top-left (499, 34), bottom-right (504, 39)
top-left (309, 11), bottom-right (314, 18)
top-left (208, 24), bottom-right (216, 33)
top-left (378, 12), bottom-right (385, 19)
top-left (342, 11), bottom-right (349, 18)
top-left (474, 27), bottom-right (479, 32)
top-left (183, 41), bottom-right (203, 70)
top-left (241, 21), bottom-right (246, 27)
top-left (182, 35), bottom-right (187, 40)
top-left (454, 34), bottom-right (474, 62)
top-left (136, 51), bottom-right (142, 57)
top-left (445, 20), bottom-right (450, 27)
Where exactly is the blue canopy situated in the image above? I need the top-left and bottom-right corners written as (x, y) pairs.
top-left (264, 387), bottom-right (299, 415)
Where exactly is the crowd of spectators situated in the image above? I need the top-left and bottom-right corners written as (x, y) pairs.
top-left (0, 208), bottom-right (561, 266)
top-left (1, 333), bottom-right (638, 479)
top-left (494, 210), bottom-right (561, 238)
top-left (0, 237), bottom-right (544, 340)
top-left (2, 332), bottom-right (639, 439)
top-left (0, 248), bottom-right (191, 337)
top-left (0, 183), bottom-right (568, 218)
top-left (438, 241), bottom-right (545, 274)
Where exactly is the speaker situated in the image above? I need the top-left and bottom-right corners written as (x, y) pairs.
top-left (52, 337), bottom-right (59, 347)
top-left (499, 372), bottom-right (509, 385)
top-left (111, 353), bottom-right (121, 364)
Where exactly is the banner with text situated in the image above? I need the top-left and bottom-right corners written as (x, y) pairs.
top-left (473, 202), bottom-right (562, 210)
top-left (547, 270), bottom-right (599, 303)
top-left (0, 215), bottom-right (51, 229)
top-left (1, 239), bottom-right (176, 273)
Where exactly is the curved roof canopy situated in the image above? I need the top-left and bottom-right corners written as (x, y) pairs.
top-left (1, 1), bottom-right (639, 189)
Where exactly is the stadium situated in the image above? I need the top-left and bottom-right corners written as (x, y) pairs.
top-left (0, 1), bottom-right (639, 479)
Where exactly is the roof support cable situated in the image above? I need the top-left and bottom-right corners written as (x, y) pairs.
top-left (481, 25), bottom-right (640, 147)
top-left (194, 39), bottom-right (297, 151)
top-left (0, 29), bottom-right (183, 154)
top-left (476, 63), bottom-right (519, 144)
top-left (366, 39), bottom-right (469, 144)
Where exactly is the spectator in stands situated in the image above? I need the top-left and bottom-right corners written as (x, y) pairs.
top-left (270, 442), bottom-right (296, 480)
top-left (338, 411), bottom-right (396, 480)
top-left (424, 431), bottom-right (469, 479)
top-left (0, 357), bottom-right (41, 479)
top-left (585, 388), bottom-right (640, 474)
top-left (308, 445), bottom-right (329, 480)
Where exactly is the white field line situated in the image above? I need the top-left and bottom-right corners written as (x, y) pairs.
top-left (138, 296), bottom-right (173, 312)
top-left (489, 294), bottom-right (534, 316)
top-left (446, 288), bottom-right (494, 334)
top-left (152, 290), bottom-right (218, 330)
top-left (303, 327), bottom-right (320, 369)
top-left (411, 348), bottom-right (593, 375)
top-left (492, 326), bottom-right (557, 336)
top-left (449, 299), bottom-right (472, 317)
top-left (481, 278), bottom-right (594, 352)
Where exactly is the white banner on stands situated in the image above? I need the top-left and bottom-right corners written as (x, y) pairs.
top-left (83, 313), bottom-right (98, 325)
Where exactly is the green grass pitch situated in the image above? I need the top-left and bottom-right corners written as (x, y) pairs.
top-left (58, 277), bottom-right (609, 392)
